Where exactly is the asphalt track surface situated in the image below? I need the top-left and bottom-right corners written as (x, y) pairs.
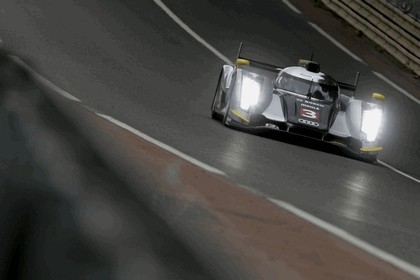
top-left (1, 0), bottom-right (419, 269)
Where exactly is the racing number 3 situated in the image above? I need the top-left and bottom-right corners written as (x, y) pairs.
top-left (300, 108), bottom-right (319, 119)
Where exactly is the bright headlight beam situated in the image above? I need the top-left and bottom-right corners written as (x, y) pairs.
top-left (361, 108), bottom-right (382, 142)
top-left (240, 77), bottom-right (261, 110)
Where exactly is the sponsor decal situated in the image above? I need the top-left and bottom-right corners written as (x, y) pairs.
top-left (298, 118), bottom-right (319, 127)
top-left (299, 73), bottom-right (313, 79)
top-left (300, 108), bottom-right (320, 120)
top-left (304, 100), bottom-right (324, 107)
top-left (265, 123), bottom-right (279, 130)
top-left (296, 98), bottom-right (325, 108)
top-left (301, 103), bottom-right (320, 111)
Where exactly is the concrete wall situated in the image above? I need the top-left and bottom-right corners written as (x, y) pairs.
top-left (321, 0), bottom-right (420, 76)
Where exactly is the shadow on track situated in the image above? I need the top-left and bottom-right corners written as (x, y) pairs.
top-left (0, 48), bottom-right (229, 280)
top-left (217, 118), bottom-right (379, 165)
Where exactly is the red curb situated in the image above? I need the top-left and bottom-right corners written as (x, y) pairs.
top-left (68, 103), bottom-right (417, 280)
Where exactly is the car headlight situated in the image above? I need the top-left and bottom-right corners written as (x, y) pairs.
top-left (361, 108), bottom-right (382, 142)
top-left (240, 76), bottom-right (261, 111)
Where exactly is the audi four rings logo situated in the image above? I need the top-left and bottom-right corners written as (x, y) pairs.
top-left (298, 118), bottom-right (319, 127)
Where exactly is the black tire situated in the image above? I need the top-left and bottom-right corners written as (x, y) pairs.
top-left (362, 154), bottom-right (378, 164)
top-left (211, 70), bottom-right (224, 120)
top-left (222, 92), bottom-right (232, 127)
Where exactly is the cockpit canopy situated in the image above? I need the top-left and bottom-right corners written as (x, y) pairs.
top-left (275, 67), bottom-right (339, 103)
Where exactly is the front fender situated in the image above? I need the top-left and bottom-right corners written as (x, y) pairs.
top-left (330, 98), bottom-right (383, 152)
top-left (227, 68), bottom-right (274, 124)
top-left (221, 65), bottom-right (234, 92)
top-left (330, 99), bottom-right (363, 139)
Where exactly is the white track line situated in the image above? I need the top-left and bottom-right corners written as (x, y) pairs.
top-left (282, 0), bottom-right (302, 14)
top-left (10, 56), bottom-right (81, 102)
top-left (308, 22), bottom-right (365, 64)
top-left (9, 5), bottom-right (420, 276)
top-left (378, 160), bottom-right (420, 184)
top-left (153, 4), bottom-right (420, 276)
top-left (373, 71), bottom-right (420, 105)
top-left (268, 197), bottom-right (420, 279)
top-left (96, 113), bottom-right (227, 176)
top-left (239, 182), bottom-right (420, 278)
top-left (153, 0), bottom-right (420, 182)
top-left (152, 0), bottom-right (233, 66)
top-left (12, 54), bottom-right (225, 175)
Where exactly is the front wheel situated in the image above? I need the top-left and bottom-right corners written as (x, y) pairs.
top-left (211, 70), bottom-right (224, 120)
top-left (361, 154), bottom-right (378, 164)
top-left (222, 94), bottom-right (232, 127)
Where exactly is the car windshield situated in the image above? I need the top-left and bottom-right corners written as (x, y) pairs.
top-left (275, 72), bottom-right (338, 102)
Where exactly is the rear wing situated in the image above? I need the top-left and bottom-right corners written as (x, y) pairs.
top-left (337, 72), bottom-right (360, 95)
top-left (235, 42), bottom-right (283, 73)
top-left (235, 42), bottom-right (360, 94)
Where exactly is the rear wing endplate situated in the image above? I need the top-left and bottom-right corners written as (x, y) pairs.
top-left (236, 42), bottom-right (283, 73)
top-left (337, 72), bottom-right (360, 94)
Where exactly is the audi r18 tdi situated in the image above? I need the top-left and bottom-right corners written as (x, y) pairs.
top-left (211, 44), bottom-right (384, 162)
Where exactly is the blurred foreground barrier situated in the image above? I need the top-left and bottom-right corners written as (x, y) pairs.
top-left (2, 49), bottom-right (419, 279)
top-left (321, 0), bottom-right (420, 76)
top-left (0, 50), bottom-right (231, 280)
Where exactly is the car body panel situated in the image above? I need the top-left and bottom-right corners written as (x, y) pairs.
top-left (211, 55), bottom-right (384, 161)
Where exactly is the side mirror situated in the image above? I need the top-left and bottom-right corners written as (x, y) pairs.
top-left (236, 59), bottom-right (250, 66)
top-left (372, 93), bottom-right (385, 101)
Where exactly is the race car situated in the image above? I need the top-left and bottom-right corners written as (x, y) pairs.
top-left (211, 43), bottom-right (385, 162)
